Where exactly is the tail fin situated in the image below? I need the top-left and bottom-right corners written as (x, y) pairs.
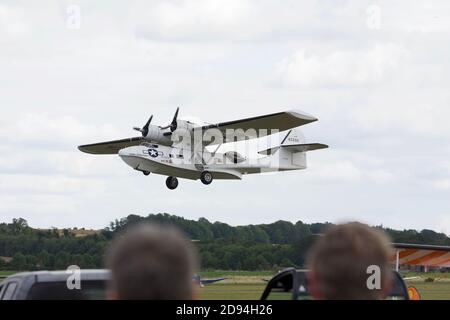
top-left (280, 129), bottom-right (305, 146)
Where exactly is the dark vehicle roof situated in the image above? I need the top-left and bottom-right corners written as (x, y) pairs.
top-left (3, 269), bottom-right (110, 283)
top-left (1, 269), bottom-right (110, 300)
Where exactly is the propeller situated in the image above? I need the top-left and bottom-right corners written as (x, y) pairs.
top-left (159, 107), bottom-right (179, 132)
top-left (133, 115), bottom-right (153, 137)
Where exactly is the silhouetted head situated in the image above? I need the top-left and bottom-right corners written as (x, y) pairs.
top-left (307, 222), bottom-right (392, 300)
top-left (106, 223), bottom-right (198, 300)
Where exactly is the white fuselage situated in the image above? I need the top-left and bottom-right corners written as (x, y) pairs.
top-left (118, 143), bottom-right (307, 181)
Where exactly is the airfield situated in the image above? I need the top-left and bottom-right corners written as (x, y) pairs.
top-left (197, 271), bottom-right (450, 300)
top-left (198, 271), bottom-right (450, 300)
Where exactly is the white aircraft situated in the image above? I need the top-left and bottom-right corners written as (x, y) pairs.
top-left (78, 108), bottom-right (328, 189)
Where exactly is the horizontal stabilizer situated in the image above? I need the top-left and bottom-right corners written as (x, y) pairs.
top-left (258, 143), bottom-right (329, 155)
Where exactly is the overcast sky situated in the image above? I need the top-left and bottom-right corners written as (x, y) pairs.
top-left (1, 1), bottom-right (449, 233)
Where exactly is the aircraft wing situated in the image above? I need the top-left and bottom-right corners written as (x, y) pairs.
top-left (201, 110), bottom-right (318, 145)
top-left (200, 278), bottom-right (226, 285)
top-left (392, 243), bottom-right (450, 267)
top-left (78, 137), bottom-right (144, 154)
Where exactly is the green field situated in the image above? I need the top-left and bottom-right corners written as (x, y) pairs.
top-left (198, 271), bottom-right (450, 300)
top-left (2, 270), bottom-right (450, 300)
top-left (199, 281), bottom-right (450, 300)
top-left (0, 271), bottom-right (16, 278)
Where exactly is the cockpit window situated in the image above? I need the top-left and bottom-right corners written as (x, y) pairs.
top-left (141, 142), bottom-right (158, 148)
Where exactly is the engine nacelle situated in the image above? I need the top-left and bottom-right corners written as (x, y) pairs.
top-left (144, 125), bottom-right (172, 146)
top-left (144, 120), bottom-right (195, 146)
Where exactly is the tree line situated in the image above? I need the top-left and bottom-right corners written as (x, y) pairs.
top-left (1, 215), bottom-right (449, 271)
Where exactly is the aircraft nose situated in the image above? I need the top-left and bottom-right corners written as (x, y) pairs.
top-left (118, 147), bottom-right (140, 169)
top-left (118, 147), bottom-right (134, 157)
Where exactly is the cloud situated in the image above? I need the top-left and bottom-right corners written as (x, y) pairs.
top-left (381, 1), bottom-right (450, 33)
top-left (0, 113), bottom-right (128, 179)
top-left (0, 174), bottom-right (105, 195)
top-left (275, 43), bottom-right (410, 88)
top-left (434, 179), bottom-right (450, 190)
top-left (350, 101), bottom-right (450, 139)
top-left (308, 160), bottom-right (363, 182)
top-left (133, 0), bottom-right (254, 42)
top-left (131, 0), bottom-right (371, 43)
top-left (0, 113), bottom-right (123, 150)
top-left (0, 3), bottom-right (29, 38)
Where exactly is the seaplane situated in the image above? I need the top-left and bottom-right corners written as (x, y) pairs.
top-left (78, 108), bottom-right (328, 189)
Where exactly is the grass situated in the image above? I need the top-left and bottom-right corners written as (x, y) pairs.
top-left (199, 283), bottom-right (266, 300)
top-left (199, 271), bottom-right (450, 300)
top-left (0, 271), bottom-right (16, 278)
top-left (198, 273), bottom-right (269, 300)
top-left (402, 272), bottom-right (450, 300)
top-left (199, 281), bottom-right (450, 300)
top-left (407, 282), bottom-right (450, 300)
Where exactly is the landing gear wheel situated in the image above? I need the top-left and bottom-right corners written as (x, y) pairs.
top-left (166, 176), bottom-right (178, 190)
top-left (143, 171), bottom-right (150, 176)
top-left (200, 171), bottom-right (213, 185)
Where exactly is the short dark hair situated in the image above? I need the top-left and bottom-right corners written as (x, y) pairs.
top-left (106, 223), bottom-right (197, 300)
top-left (307, 222), bottom-right (392, 300)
